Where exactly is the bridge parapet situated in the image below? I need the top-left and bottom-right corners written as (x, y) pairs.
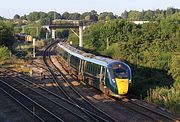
top-left (52, 19), bottom-right (83, 27)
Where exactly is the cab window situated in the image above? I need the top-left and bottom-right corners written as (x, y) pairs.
top-left (113, 68), bottom-right (128, 79)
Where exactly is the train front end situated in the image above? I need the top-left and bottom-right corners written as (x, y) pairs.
top-left (107, 62), bottom-right (132, 95)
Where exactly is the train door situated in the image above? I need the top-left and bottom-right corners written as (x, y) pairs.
top-left (78, 59), bottom-right (84, 81)
top-left (100, 66), bottom-right (106, 85)
top-left (99, 66), bottom-right (108, 93)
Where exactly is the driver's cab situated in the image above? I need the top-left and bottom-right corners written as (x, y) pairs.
top-left (111, 62), bottom-right (130, 95)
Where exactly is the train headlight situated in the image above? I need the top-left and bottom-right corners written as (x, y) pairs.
top-left (112, 79), bottom-right (116, 83)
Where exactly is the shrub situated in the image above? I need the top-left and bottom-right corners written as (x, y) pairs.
top-left (169, 53), bottom-right (180, 80)
top-left (35, 40), bottom-right (45, 48)
top-left (0, 46), bottom-right (11, 65)
top-left (147, 53), bottom-right (180, 116)
top-left (102, 43), bottom-right (123, 60)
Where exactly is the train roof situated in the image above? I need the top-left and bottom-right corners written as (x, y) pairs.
top-left (57, 42), bottom-right (128, 67)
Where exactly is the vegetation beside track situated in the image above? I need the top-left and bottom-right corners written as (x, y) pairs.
top-left (0, 46), bottom-right (11, 65)
top-left (0, 21), bottom-right (14, 65)
top-left (1, 8), bottom-right (180, 116)
top-left (0, 21), bottom-right (45, 75)
top-left (69, 12), bottom-right (180, 116)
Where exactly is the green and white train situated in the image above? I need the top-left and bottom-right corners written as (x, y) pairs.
top-left (56, 42), bottom-right (132, 96)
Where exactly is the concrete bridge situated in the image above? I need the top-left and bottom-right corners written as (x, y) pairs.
top-left (42, 20), bottom-right (84, 48)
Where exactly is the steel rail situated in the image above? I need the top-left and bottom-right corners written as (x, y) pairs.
top-left (116, 97), bottom-right (180, 122)
top-left (48, 39), bottom-right (180, 122)
top-left (49, 46), bottom-right (118, 122)
top-left (0, 88), bottom-right (45, 122)
top-left (0, 68), bottom-right (107, 122)
top-left (8, 76), bottom-right (89, 122)
top-left (0, 79), bottom-right (64, 122)
top-left (128, 99), bottom-right (180, 122)
top-left (43, 40), bottom-right (109, 122)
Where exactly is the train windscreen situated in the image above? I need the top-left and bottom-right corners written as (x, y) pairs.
top-left (112, 64), bottom-right (128, 79)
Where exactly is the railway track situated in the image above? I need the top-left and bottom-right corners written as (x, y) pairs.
top-left (48, 39), bottom-right (180, 122)
top-left (0, 68), bottom-right (105, 122)
top-left (43, 39), bottom-right (119, 122)
top-left (55, 56), bottom-right (180, 122)
top-left (1, 39), bottom-right (179, 121)
top-left (117, 98), bottom-right (180, 122)
top-left (0, 78), bottom-right (63, 122)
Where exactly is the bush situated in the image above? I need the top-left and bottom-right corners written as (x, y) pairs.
top-left (146, 53), bottom-right (180, 116)
top-left (102, 43), bottom-right (124, 60)
top-left (0, 21), bottom-right (15, 47)
top-left (169, 53), bottom-right (180, 80)
top-left (147, 83), bottom-right (180, 116)
top-left (0, 46), bottom-right (11, 65)
top-left (68, 33), bottom-right (79, 46)
top-left (35, 40), bottom-right (45, 48)
top-left (83, 15), bottom-right (180, 116)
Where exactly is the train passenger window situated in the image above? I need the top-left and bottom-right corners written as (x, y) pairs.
top-left (70, 55), bottom-right (80, 69)
top-left (84, 62), bottom-right (91, 73)
top-left (93, 64), bottom-right (100, 76)
top-left (85, 62), bottom-right (100, 77)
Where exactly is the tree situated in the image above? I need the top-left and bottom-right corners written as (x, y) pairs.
top-left (81, 10), bottom-right (98, 22)
top-left (55, 29), bottom-right (69, 38)
top-left (166, 7), bottom-right (175, 16)
top-left (20, 15), bottom-right (27, 20)
top-left (81, 12), bottom-right (90, 19)
top-left (143, 10), bottom-right (154, 20)
top-left (0, 16), bottom-right (5, 20)
top-left (39, 28), bottom-right (47, 39)
top-left (39, 12), bottom-right (47, 19)
top-left (128, 10), bottom-right (141, 21)
top-left (14, 27), bottom-right (22, 33)
top-left (47, 11), bottom-right (61, 20)
top-left (154, 9), bottom-right (165, 20)
top-left (62, 12), bottom-right (70, 19)
top-left (85, 15), bottom-right (91, 21)
top-left (98, 12), bottom-right (116, 21)
top-left (40, 18), bottom-right (50, 25)
top-left (28, 12), bottom-right (40, 21)
top-left (14, 14), bottom-right (20, 20)
top-left (121, 10), bottom-right (128, 20)
top-left (68, 13), bottom-right (81, 20)
top-left (0, 22), bottom-right (14, 47)
top-left (90, 10), bottom-right (98, 15)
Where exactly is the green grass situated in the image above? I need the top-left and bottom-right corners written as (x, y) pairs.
top-left (147, 81), bottom-right (180, 116)
top-left (12, 40), bottom-right (45, 59)
top-left (147, 54), bottom-right (180, 116)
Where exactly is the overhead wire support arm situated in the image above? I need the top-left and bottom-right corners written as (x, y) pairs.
top-left (70, 28), bottom-right (79, 38)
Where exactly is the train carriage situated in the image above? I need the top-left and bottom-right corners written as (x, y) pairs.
top-left (56, 42), bottom-right (132, 96)
top-left (15, 34), bottom-right (33, 42)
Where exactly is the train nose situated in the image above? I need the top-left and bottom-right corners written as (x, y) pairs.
top-left (115, 78), bottom-right (129, 95)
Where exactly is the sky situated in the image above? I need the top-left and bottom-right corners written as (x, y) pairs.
top-left (0, 0), bottom-right (180, 18)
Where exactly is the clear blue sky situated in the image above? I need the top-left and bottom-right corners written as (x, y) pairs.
top-left (0, 0), bottom-right (180, 18)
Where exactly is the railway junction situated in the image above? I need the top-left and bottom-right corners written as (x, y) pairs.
top-left (0, 39), bottom-right (179, 122)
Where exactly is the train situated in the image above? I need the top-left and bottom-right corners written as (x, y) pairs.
top-left (56, 42), bottom-right (132, 97)
top-left (14, 33), bottom-right (33, 42)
